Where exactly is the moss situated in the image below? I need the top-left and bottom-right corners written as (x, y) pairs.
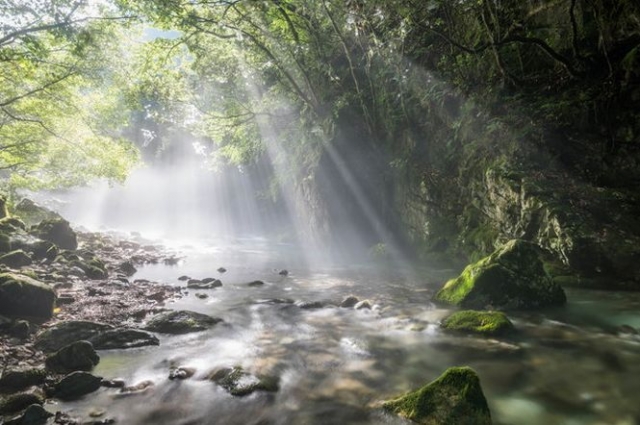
top-left (383, 366), bottom-right (491, 425)
top-left (434, 239), bottom-right (566, 310)
top-left (441, 310), bottom-right (513, 336)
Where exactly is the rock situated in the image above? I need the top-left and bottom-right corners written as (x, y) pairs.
top-left (354, 300), bottom-right (372, 310)
top-left (168, 367), bottom-right (196, 380)
top-left (278, 269), bottom-right (288, 276)
top-left (177, 275), bottom-right (190, 281)
top-left (88, 329), bottom-right (159, 350)
top-left (0, 250), bottom-right (32, 268)
top-left (217, 267), bottom-right (226, 273)
top-left (0, 393), bottom-right (44, 415)
top-left (208, 366), bottom-right (279, 396)
top-left (0, 273), bottom-right (55, 320)
top-left (117, 261), bottom-right (137, 277)
top-left (247, 280), bottom-right (265, 287)
top-left (0, 232), bottom-right (11, 253)
top-left (13, 198), bottom-right (61, 226)
top-left (434, 239), bottom-right (566, 310)
top-left (0, 194), bottom-right (7, 219)
top-left (441, 310), bottom-right (514, 336)
top-left (0, 218), bottom-right (26, 234)
top-left (187, 279), bottom-right (222, 289)
top-left (383, 366), bottom-right (491, 425)
top-left (101, 379), bottom-right (126, 388)
top-left (116, 380), bottom-right (154, 397)
top-left (35, 321), bottom-right (113, 352)
top-left (5, 403), bottom-right (53, 425)
top-left (68, 251), bottom-right (108, 280)
top-left (10, 320), bottom-right (31, 339)
top-left (45, 341), bottom-right (99, 374)
top-left (295, 301), bottom-right (324, 309)
top-left (30, 218), bottom-right (77, 250)
top-left (0, 368), bottom-right (46, 392)
top-left (144, 310), bottom-right (223, 334)
top-left (340, 296), bottom-right (359, 308)
top-left (53, 371), bottom-right (102, 400)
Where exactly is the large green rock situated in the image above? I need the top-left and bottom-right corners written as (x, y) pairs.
top-left (441, 310), bottom-right (514, 336)
top-left (0, 273), bottom-right (55, 320)
top-left (30, 218), bottom-right (77, 250)
top-left (383, 366), bottom-right (491, 425)
top-left (434, 240), bottom-right (566, 310)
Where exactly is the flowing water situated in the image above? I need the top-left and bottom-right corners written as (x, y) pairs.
top-left (52, 239), bottom-right (640, 425)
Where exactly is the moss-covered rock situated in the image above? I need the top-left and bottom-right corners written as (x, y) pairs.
top-left (144, 310), bottom-right (223, 334)
top-left (52, 371), bottom-right (102, 401)
top-left (208, 366), bottom-right (279, 396)
top-left (441, 310), bottom-right (514, 336)
top-left (30, 218), bottom-right (77, 250)
top-left (0, 368), bottom-right (46, 392)
top-left (0, 250), bottom-right (32, 268)
top-left (383, 366), bottom-right (491, 425)
top-left (0, 392), bottom-right (43, 415)
top-left (0, 273), bottom-right (55, 320)
top-left (434, 239), bottom-right (566, 310)
top-left (45, 341), bottom-right (100, 374)
top-left (0, 217), bottom-right (26, 234)
top-left (13, 198), bottom-right (61, 226)
top-left (35, 321), bottom-right (113, 352)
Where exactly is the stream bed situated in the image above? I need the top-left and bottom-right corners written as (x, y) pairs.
top-left (53, 239), bottom-right (640, 425)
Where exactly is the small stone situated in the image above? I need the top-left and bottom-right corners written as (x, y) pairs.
top-left (195, 293), bottom-right (208, 299)
top-left (354, 300), bottom-right (372, 310)
top-left (278, 269), bottom-right (288, 276)
top-left (168, 367), bottom-right (196, 380)
top-left (296, 301), bottom-right (324, 309)
top-left (247, 280), bottom-right (265, 287)
top-left (101, 379), bottom-right (126, 388)
top-left (177, 275), bottom-right (190, 281)
top-left (144, 310), bottom-right (223, 334)
top-left (217, 267), bottom-right (226, 273)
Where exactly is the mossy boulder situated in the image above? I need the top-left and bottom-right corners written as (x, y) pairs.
top-left (434, 240), bottom-right (566, 310)
top-left (441, 311), bottom-right (514, 336)
top-left (144, 310), bottom-right (223, 334)
top-left (30, 218), bottom-right (77, 250)
top-left (0, 217), bottom-right (26, 234)
top-left (0, 368), bottom-right (47, 392)
top-left (45, 341), bottom-right (100, 374)
top-left (52, 371), bottom-right (102, 401)
top-left (0, 250), bottom-right (32, 268)
top-left (0, 393), bottom-right (44, 415)
top-left (0, 273), bottom-right (55, 320)
top-left (35, 321), bottom-right (113, 352)
top-left (383, 366), bottom-right (491, 425)
top-left (13, 198), bottom-right (61, 226)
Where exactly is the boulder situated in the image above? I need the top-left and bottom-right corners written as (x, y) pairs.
top-left (144, 310), bottom-right (223, 334)
top-left (0, 368), bottom-right (47, 392)
top-left (13, 198), bottom-right (61, 226)
top-left (441, 310), bottom-right (514, 336)
top-left (45, 341), bottom-right (99, 374)
top-left (0, 273), bottom-right (55, 320)
top-left (35, 321), bottom-right (113, 352)
top-left (53, 371), bottom-right (102, 400)
top-left (87, 329), bottom-right (159, 350)
top-left (0, 393), bottom-right (43, 415)
top-left (4, 403), bottom-right (53, 425)
top-left (187, 279), bottom-right (222, 289)
top-left (383, 366), bottom-right (491, 425)
top-left (0, 218), bottom-right (26, 234)
top-left (208, 366), bottom-right (279, 396)
top-left (117, 260), bottom-right (137, 277)
top-left (340, 296), bottom-right (359, 308)
top-left (0, 250), bottom-right (33, 268)
top-left (434, 240), bottom-right (566, 310)
top-left (30, 218), bottom-right (77, 250)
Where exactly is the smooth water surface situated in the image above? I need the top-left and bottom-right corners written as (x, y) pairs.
top-left (55, 240), bottom-right (640, 425)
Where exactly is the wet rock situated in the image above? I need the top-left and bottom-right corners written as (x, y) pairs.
top-left (354, 300), bottom-right (372, 310)
top-left (101, 379), bottom-right (126, 388)
top-left (295, 301), bottom-right (324, 309)
top-left (255, 298), bottom-right (294, 305)
top-left (35, 321), bottom-right (113, 352)
top-left (278, 269), bottom-right (288, 276)
top-left (187, 279), bottom-right (222, 289)
top-left (217, 267), bottom-right (226, 273)
top-left (53, 371), bottom-right (102, 400)
top-left (383, 366), bottom-right (491, 425)
top-left (88, 329), bottom-right (159, 350)
top-left (4, 403), bottom-right (53, 425)
top-left (144, 310), bottom-right (223, 334)
top-left (56, 294), bottom-right (75, 305)
top-left (0, 217), bottom-right (26, 234)
top-left (208, 366), bottom-right (279, 396)
top-left (0, 250), bottom-right (32, 268)
top-left (10, 320), bottom-right (31, 339)
top-left (168, 367), bottom-right (196, 380)
top-left (13, 198), bottom-right (61, 226)
top-left (434, 239), bottom-right (566, 310)
top-left (177, 275), bottom-right (190, 281)
top-left (30, 218), bottom-right (77, 250)
top-left (67, 252), bottom-right (108, 280)
top-left (195, 293), bottom-right (208, 299)
top-left (0, 368), bottom-right (46, 392)
top-left (0, 392), bottom-right (44, 415)
top-left (441, 310), bottom-right (514, 336)
top-left (0, 273), bottom-right (55, 320)
top-left (45, 341), bottom-right (99, 374)
top-left (116, 380), bottom-right (154, 398)
top-left (117, 261), bottom-right (137, 277)
top-left (340, 296), bottom-right (359, 308)
top-left (247, 280), bottom-right (265, 287)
